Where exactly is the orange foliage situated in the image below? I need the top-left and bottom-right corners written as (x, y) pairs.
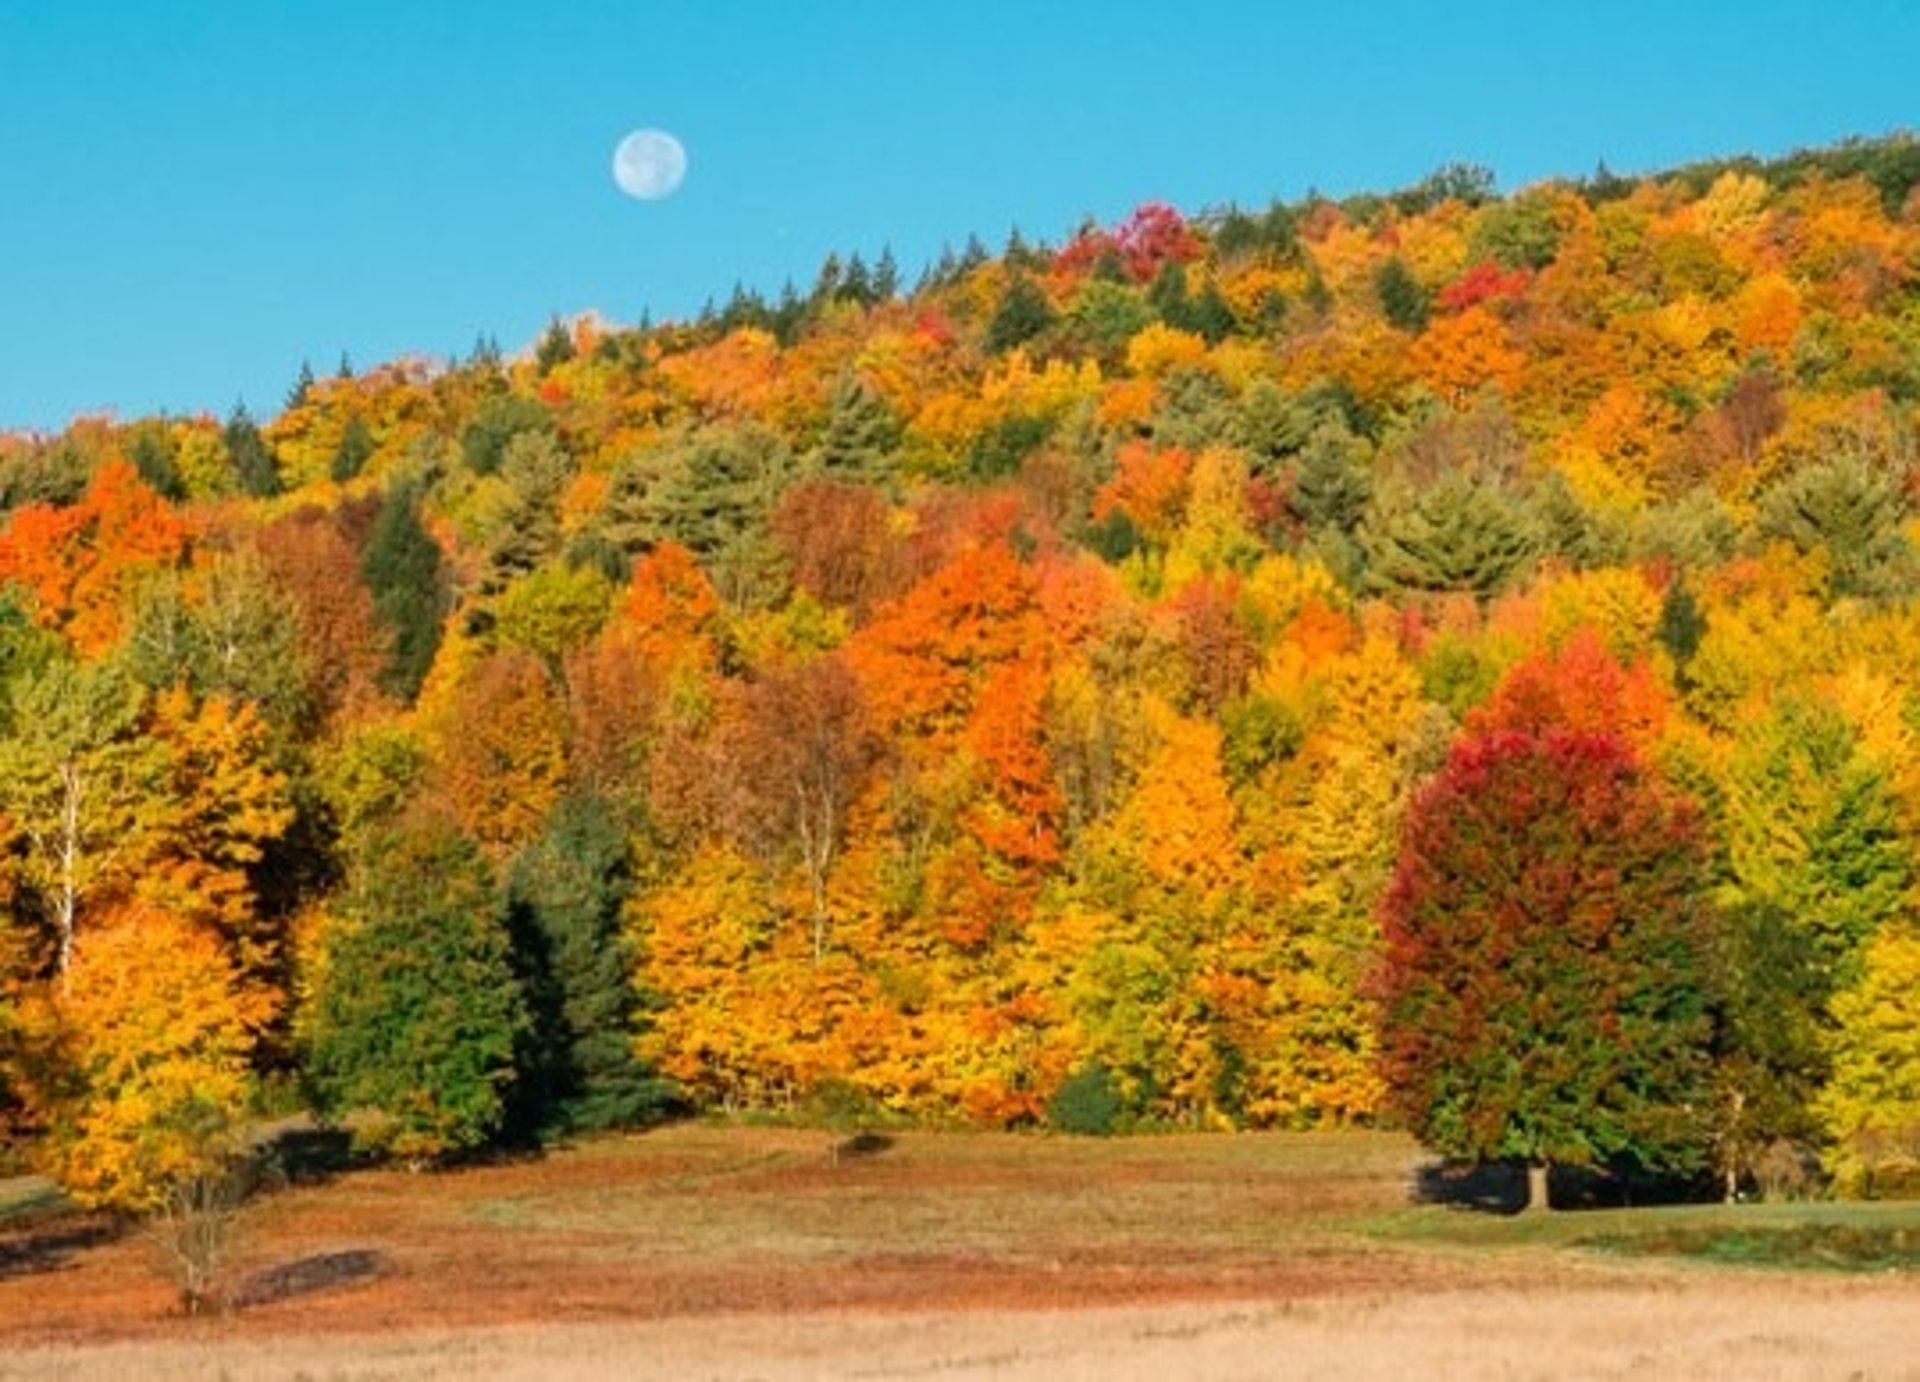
top-left (1468, 626), bottom-right (1670, 751)
top-left (0, 461), bottom-right (189, 653)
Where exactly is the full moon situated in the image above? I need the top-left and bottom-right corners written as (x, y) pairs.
top-left (612, 129), bottom-right (687, 201)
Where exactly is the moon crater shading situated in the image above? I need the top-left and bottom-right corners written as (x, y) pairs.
top-left (613, 129), bottom-right (687, 201)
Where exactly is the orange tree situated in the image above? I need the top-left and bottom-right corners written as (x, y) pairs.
top-left (1375, 728), bottom-right (1713, 1210)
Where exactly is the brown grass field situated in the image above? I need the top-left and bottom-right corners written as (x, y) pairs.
top-left (0, 1123), bottom-right (1914, 1379)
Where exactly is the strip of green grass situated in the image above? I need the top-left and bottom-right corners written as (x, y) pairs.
top-left (1362, 1199), bottom-right (1920, 1272)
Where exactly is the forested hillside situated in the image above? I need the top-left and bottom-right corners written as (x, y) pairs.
top-left (3, 136), bottom-right (1919, 1205)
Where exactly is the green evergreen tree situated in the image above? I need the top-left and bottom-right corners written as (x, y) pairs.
top-left (1373, 256), bottom-right (1430, 331)
top-left (872, 246), bottom-right (900, 300)
top-left (985, 272), bottom-right (1056, 354)
top-left (812, 370), bottom-right (898, 481)
top-left (1146, 263), bottom-right (1195, 331)
top-left (1290, 421), bottom-right (1374, 536)
top-left (1361, 474), bottom-right (1537, 598)
top-left (534, 317), bottom-right (575, 375)
top-left (461, 393), bottom-right (553, 476)
top-left (479, 431), bottom-right (573, 594)
top-left (126, 425), bottom-right (186, 502)
top-left (1757, 453), bottom-right (1915, 600)
top-left (286, 359), bottom-right (316, 411)
top-left (223, 404), bottom-right (282, 498)
top-left (1704, 900), bottom-right (1830, 1199)
top-left (1187, 279), bottom-right (1238, 344)
top-left (1655, 577), bottom-right (1708, 682)
top-left (505, 795), bottom-right (673, 1136)
top-left (1720, 698), bottom-right (1911, 988)
top-left (307, 815), bottom-right (528, 1162)
top-left (329, 414), bottom-right (377, 483)
top-left (360, 484), bottom-right (449, 702)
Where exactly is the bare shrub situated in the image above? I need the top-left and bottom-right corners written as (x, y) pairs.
top-left (1752, 1138), bottom-right (1824, 1202)
top-left (146, 1146), bottom-right (279, 1316)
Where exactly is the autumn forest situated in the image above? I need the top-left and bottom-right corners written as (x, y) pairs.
top-left (4, 136), bottom-right (1920, 1214)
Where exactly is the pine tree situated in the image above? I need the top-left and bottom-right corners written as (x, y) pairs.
top-left (223, 404), bottom-right (282, 498)
top-left (812, 371), bottom-right (898, 481)
top-left (534, 317), bottom-right (575, 375)
top-left (986, 273), bottom-right (1056, 354)
top-left (329, 415), bottom-right (376, 483)
top-left (505, 795), bottom-right (672, 1135)
top-left (1361, 474), bottom-right (1537, 597)
top-left (359, 484), bottom-right (449, 702)
top-left (286, 359), bottom-right (316, 412)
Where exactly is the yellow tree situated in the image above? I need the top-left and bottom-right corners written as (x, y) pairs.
top-left (32, 901), bottom-right (263, 1211)
top-left (1817, 923), bottom-right (1920, 1197)
top-left (427, 649), bottom-right (570, 857)
top-left (140, 688), bottom-right (296, 982)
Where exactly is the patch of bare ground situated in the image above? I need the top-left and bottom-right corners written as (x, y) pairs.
top-left (0, 1125), bottom-right (1913, 1378)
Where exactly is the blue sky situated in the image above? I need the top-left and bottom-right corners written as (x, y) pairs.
top-left (2, 1), bottom-right (1915, 431)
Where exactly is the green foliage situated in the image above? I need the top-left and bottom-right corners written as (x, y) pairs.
top-left (1220, 694), bottom-right (1301, 786)
top-left (1392, 162), bottom-right (1498, 215)
top-left (306, 815), bottom-right (529, 1161)
top-left (1378, 730), bottom-right (1714, 1175)
top-left (461, 394), bottom-right (554, 477)
top-left (1704, 901), bottom-right (1831, 1197)
top-left (1719, 698), bottom-right (1910, 990)
top-left (966, 413), bottom-right (1053, 483)
top-left (476, 430), bottom-right (574, 594)
top-left (1047, 1062), bottom-right (1124, 1136)
top-left (223, 405), bottom-right (282, 498)
top-left (1757, 454), bottom-right (1915, 600)
top-left (813, 371), bottom-right (899, 481)
top-left (1064, 279), bottom-right (1152, 364)
top-left (985, 273), bottom-right (1056, 354)
top-left (1655, 578), bottom-right (1708, 680)
top-left (126, 425), bottom-right (186, 502)
top-left (359, 484), bottom-right (449, 702)
top-left (534, 318), bottom-right (576, 375)
top-left (329, 415), bottom-right (377, 483)
top-left (1373, 256), bottom-right (1430, 332)
top-left (1468, 191), bottom-right (1562, 270)
top-left (505, 795), bottom-right (673, 1137)
top-left (492, 562), bottom-right (615, 671)
top-left (1361, 474), bottom-right (1537, 597)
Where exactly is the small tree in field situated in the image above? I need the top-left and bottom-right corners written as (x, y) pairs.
top-left (1376, 729), bottom-right (1713, 1210)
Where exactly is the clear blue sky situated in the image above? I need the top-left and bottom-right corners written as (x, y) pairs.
top-left (3, 1), bottom-right (1914, 431)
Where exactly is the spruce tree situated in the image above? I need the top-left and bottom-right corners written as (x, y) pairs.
top-left (223, 404), bottom-right (282, 498)
top-left (360, 483), bottom-right (449, 702)
top-left (812, 371), bottom-right (898, 481)
top-left (329, 415), bottom-right (376, 483)
top-left (505, 795), bottom-right (672, 1136)
top-left (986, 273), bottom-right (1056, 354)
top-left (1361, 474), bottom-right (1537, 598)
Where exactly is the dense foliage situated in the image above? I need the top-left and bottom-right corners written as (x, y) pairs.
top-left (3, 135), bottom-right (1920, 1196)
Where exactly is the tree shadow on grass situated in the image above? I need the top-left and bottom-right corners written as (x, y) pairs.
top-left (228, 1249), bottom-right (385, 1309)
top-left (259, 1125), bottom-right (365, 1187)
top-left (0, 1219), bottom-right (117, 1281)
top-left (1413, 1159), bottom-right (1719, 1214)
top-left (1412, 1160), bottom-right (1530, 1215)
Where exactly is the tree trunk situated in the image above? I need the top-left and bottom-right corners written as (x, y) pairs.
top-left (1524, 1162), bottom-right (1550, 1213)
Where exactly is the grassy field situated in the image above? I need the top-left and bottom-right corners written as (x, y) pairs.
top-left (0, 1123), bottom-right (1915, 1378)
